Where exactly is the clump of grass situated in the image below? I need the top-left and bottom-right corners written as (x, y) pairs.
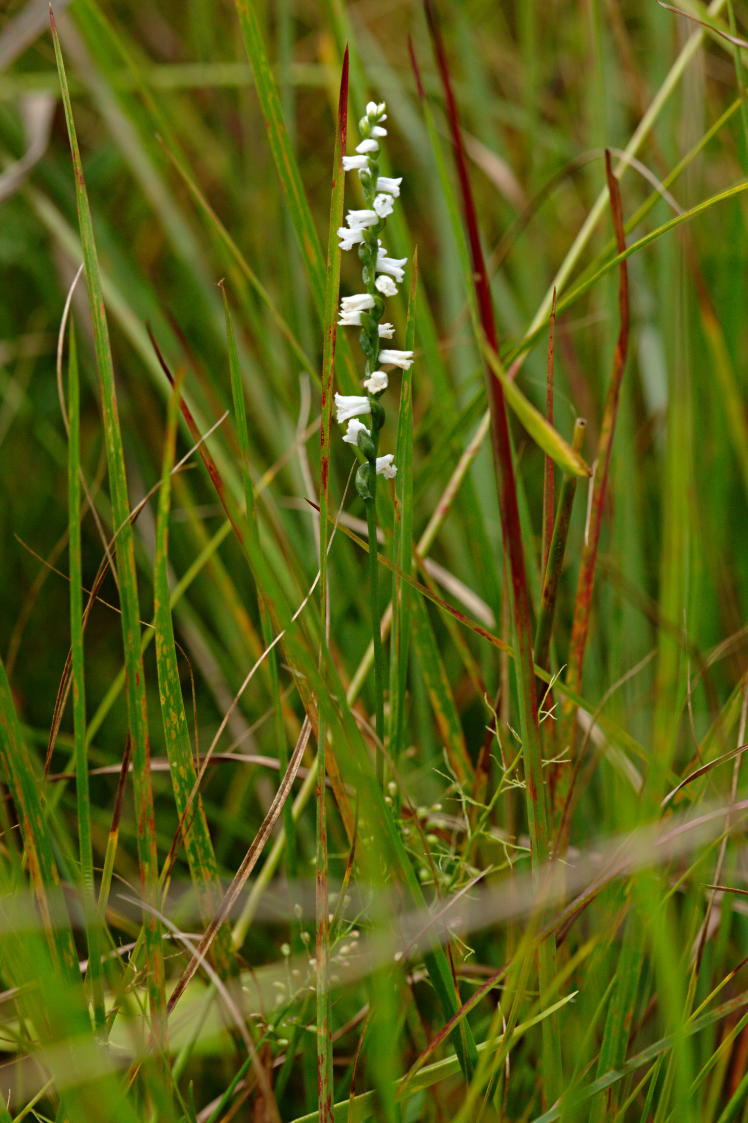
top-left (1, 2), bottom-right (748, 1121)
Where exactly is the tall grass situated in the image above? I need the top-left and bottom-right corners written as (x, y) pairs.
top-left (1, 1), bottom-right (748, 1119)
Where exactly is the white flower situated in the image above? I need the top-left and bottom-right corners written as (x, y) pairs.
top-left (378, 349), bottom-right (413, 369)
top-left (342, 155), bottom-right (369, 171)
top-left (373, 193), bottom-right (395, 218)
top-left (337, 226), bottom-right (364, 251)
top-left (378, 323), bottom-right (395, 338)
top-left (342, 418), bottom-right (371, 445)
top-left (376, 454), bottom-right (397, 479)
top-left (371, 125), bottom-right (387, 138)
top-left (339, 309), bottom-right (363, 326)
top-left (366, 101), bottom-right (386, 118)
top-left (340, 294), bottom-right (375, 312)
top-left (364, 371), bottom-right (388, 393)
top-left (376, 176), bottom-right (402, 196)
top-left (346, 209), bottom-right (379, 229)
top-left (375, 275), bottom-right (398, 297)
top-left (377, 247), bottom-right (407, 283)
top-left (334, 393), bottom-right (371, 424)
top-left (338, 294), bottom-right (375, 325)
top-left (356, 138), bottom-right (379, 154)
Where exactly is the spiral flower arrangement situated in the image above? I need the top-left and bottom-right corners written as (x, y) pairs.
top-left (334, 100), bottom-right (412, 500)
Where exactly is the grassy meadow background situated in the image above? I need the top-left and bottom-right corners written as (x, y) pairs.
top-left (1, 0), bottom-right (748, 1119)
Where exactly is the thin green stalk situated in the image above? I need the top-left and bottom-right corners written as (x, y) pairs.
top-left (726, 0), bottom-right (748, 157)
top-left (232, 0), bottom-right (324, 316)
top-left (365, 491), bottom-right (386, 782)
top-left (222, 284), bottom-right (296, 876)
top-left (66, 324), bottom-right (105, 1030)
top-left (315, 51), bottom-right (349, 1123)
top-left (314, 741), bottom-right (334, 1123)
top-left (387, 259), bottom-right (416, 770)
top-left (66, 326), bottom-right (92, 897)
top-left (0, 658), bottom-right (78, 979)
top-left (52, 12), bottom-right (166, 1053)
top-left (527, 0), bottom-right (728, 336)
top-left (560, 154), bottom-right (630, 793)
top-left (534, 419), bottom-right (587, 673)
top-left (152, 373), bottom-right (233, 973)
top-left (335, 100), bottom-right (406, 785)
top-left (291, 994), bottom-right (576, 1123)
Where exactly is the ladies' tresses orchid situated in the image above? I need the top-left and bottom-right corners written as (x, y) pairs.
top-left (376, 247), bottom-right (407, 283)
top-left (376, 455), bottom-right (397, 479)
top-left (376, 176), bottom-right (401, 196)
top-left (333, 98), bottom-right (403, 782)
top-left (342, 418), bottom-right (371, 445)
top-left (337, 209), bottom-right (380, 251)
top-left (377, 349), bottom-right (413, 370)
top-left (342, 154), bottom-right (368, 172)
top-left (338, 292), bottom-right (376, 325)
top-left (334, 393), bottom-right (371, 425)
top-left (375, 276), bottom-right (398, 297)
top-left (335, 99), bottom-right (410, 496)
top-left (373, 194), bottom-right (395, 218)
top-left (340, 293), bottom-right (375, 312)
top-left (363, 371), bottom-right (388, 393)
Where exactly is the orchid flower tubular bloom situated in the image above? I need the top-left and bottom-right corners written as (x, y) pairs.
top-left (336, 100), bottom-right (409, 499)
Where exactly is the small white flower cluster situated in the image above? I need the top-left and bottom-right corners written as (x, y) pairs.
top-left (333, 101), bottom-right (413, 495)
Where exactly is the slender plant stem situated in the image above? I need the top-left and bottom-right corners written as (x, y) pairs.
top-left (366, 486), bottom-right (386, 784)
top-left (527, 0), bottom-right (728, 336)
top-left (422, 3), bottom-right (561, 1100)
top-left (534, 418), bottom-right (587, 673)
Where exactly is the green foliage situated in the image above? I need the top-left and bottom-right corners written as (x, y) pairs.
top-left (1, 1), bottom-right (748, 1120)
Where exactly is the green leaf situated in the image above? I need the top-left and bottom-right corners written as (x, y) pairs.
top-left (478, 335), bottom-right (592, 478)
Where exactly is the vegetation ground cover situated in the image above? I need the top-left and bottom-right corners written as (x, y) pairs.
top-left (1, 1), bottom-right (748, 1120)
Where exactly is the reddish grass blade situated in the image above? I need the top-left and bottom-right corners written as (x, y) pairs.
top-left (421, 0), bottom-right (550, 867)
top-left (421, 2), bottom-right (561, 1097)
top-left (658, 1), bottom-right (748, 49)
top-left (559, 151), bottom-right (630, 796)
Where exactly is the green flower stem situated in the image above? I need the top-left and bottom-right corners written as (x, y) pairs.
top-left (357, 109), bottom-right (388, 783)
top-left (365, 479), bottom-right (386, 783)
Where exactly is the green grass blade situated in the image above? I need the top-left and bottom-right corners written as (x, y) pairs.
top-left (290, 993), bottom-right (577, 1123)
top-left (534, 178), bottom-right (748, 346)
top-left (66, 322), bottom-right (106, 1029)
top-left (387, 256), bottom-right (416, 766)
top-left (153, 374), bottom-right (232, 969)
top-left (315, 47), bottom-right (348, 1123)
top-left (221, 283), bottom-right (296, 876)
top-left (0, 657), bottom-right (77, 979)
top-left (50, 10), bottom-right (166, 1049)
top-left (479, 339), bottom-right (591, 478)
top-left (232, 0), bottom-right (324, 316)
top-left (410, 594), bottom-right (473, 788)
